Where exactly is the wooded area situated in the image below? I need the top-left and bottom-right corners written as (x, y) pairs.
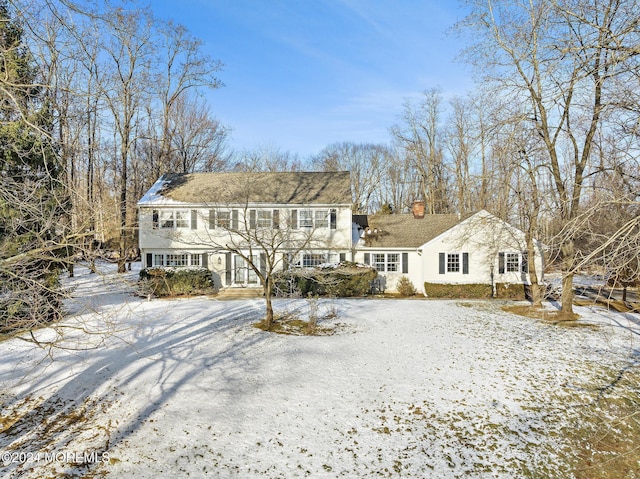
top-left (1, 0), bottom-right (639, 332)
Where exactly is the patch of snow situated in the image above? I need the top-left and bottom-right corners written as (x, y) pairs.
top-left (0, 262), bottom-right (638, 478)
top-left (137, 176), bottom-right (186, 207)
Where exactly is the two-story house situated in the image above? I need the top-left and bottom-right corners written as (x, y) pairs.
top-left (137, 171), bottom-right (353, 290)
top-left (138, 171), bottom-right (543, 295)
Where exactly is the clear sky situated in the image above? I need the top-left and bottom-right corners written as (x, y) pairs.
top-left (151, 0), bottom-right (474, 158)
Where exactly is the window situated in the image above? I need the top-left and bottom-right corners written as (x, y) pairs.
top-left (439, 252), bottom-right (469, 275)
top-left (299, 210), bottom-right (314, 228)
top-left (498, 252), bottom-right (528, 274)
top-left (315, 209), bottom-right (328, 228)
top-left (506, 253), bottom-right (520, 272)
top-left (166, 254), bottom-right (189, 267)
top-left (176, 211), bottom-right (190, 228)
top-left (370, 253), bottom-right (401, 272)
top-left (257, 210), bottom-right (272, 228)
top-left (160, 211), bottom-right (175, 229)
top-left (447, 253), bottom-right (460, 273)
top-left (159, 210), bottom-right (191, 229)
top-left (217, 211), bottom-right (230, 228)
top-left (151, 253), bottom-right (202, 268)
top-left (373, 253), bottom-right (386, 272)
top-left (302, 253), bottom-right (326, 267)
top-left (386, 253), bottom-right (400, 272)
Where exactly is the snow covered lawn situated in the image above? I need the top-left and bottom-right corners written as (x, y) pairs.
top-left (1, 263), bottom-right (638, 478)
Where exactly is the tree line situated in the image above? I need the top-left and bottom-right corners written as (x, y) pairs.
top-left (1, 0), bottom-right (639, 334)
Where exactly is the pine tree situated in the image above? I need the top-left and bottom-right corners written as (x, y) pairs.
top-left (0, 0), bottom-right (64, 334)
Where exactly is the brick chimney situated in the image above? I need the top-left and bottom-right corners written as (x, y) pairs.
top-left (412, 200), bottom-right (425, 219)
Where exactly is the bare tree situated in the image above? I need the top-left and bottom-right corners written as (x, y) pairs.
top-left (391, 88), bottom-right (450, 214)
top-left (312, 142), bottom-right (390, 213)
top-left (458, 0), bottom-right (640, 314)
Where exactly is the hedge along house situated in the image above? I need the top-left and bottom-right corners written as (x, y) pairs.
top-left (137, 171), bottom-right (354, 290)
top-left (354, 203), bottom-right (544, 296)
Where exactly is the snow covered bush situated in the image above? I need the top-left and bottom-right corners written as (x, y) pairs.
top-left (139, 267), bottom-right (215, 297)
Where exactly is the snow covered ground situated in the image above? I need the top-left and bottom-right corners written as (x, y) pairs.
top-left (0, 263), bottom-right (638, 478)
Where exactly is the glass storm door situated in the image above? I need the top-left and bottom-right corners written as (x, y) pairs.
top-left (233, 255), bottom-right (258, 285)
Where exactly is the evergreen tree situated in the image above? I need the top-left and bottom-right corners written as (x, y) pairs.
top-left (0, 1), bottom-right (64, 333)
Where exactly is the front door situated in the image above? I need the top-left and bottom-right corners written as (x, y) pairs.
top-left (233, 255), bottom-right (258, 286)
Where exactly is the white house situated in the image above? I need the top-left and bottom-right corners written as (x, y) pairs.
top-left (137, 171), bottom-right (353, 289)
top-left (138, 172), bottom-right (543, 295)
top-left (353, 202), bottom-right (544, 295)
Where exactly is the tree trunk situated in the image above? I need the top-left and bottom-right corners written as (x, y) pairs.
top-left (264, 278), bottom-right (274, 329)
top-left (527, 238), bottom-right (542, 308)
top-left (560, 240), bottom-right (575, 314)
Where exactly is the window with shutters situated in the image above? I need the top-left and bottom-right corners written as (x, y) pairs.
top-left (371, 253), bottom-right (400, 272)
top-left (498, 252), bottom-right (528, 274)
top-left (439, 252), bottom-right (468, 274)
top-left (159, 210), bottom-right (192, 229)
top-left (295, 209), bottom-right (331, 228)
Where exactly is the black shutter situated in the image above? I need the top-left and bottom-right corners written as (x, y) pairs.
top-left (291, 209), bottom-right (297, 229)
top-left (283, 253), bottom-right (289, 270)
top-left (364, 253), bottom-right (370, 265)
top-left (250, 209), bottom-right (256, 229)
top-left (521, 252), bottom-right (529, 273)
top-left (402, 252), bottom-right (409, 274)
top-left (439, 253), bottom-right (445, 274)
top-left (146, 253), bottom-right (152, 268)
top-left (232, 210), bottom-right (239, 230)
top-left (330, 209), bottom-right (337, 229)
top-left (191, 210), bottom-right (197, 229)
top-left (202, 253), bottom-right (208, 269)
top-left (273, 209), bottom-right (279, 229)
top-left (498, 252), bottom-right (505, 274)
top-left (225, 253), bottom-right (232, 284)
top-left (339, 253), bottom-right (346, 263)
top-left (152, 210), bottom-right (159, 229)
top-left (209, 210), bottom-right (215, 229)
top-left (260, 253), bottom-right (266, 277)
top-left (463, 252), bottom-right (469, 274)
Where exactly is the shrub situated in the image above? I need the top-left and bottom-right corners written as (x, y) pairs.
top-left (423, 282), bottom-right (530, 300)
top-left (139, 267), bottom-right (215, 297)
top-left (494, 283), bottom-right (529, 300)
top-left (274, 262), bottom-right (377, 297)
top-left (396, 276), bottom-right (417, 297)
top-left (423, 282), bottom-right (493, 299)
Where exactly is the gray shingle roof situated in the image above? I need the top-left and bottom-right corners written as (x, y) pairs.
top-left (141, 171), bottom-right (352, 205)
top-left (360, 213), bottom-right (467, 248)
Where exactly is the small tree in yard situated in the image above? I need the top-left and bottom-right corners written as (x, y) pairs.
top-left (396, 276), bottom-right (417, 297)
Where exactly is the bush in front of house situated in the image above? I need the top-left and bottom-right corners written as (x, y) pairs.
top-left (494, 283), bottom-right (529, 300)
top-left (139, 267), bottom-right (215, 297)
top-left (424, 282), bottom-right (493, 299)
top-left (423, 282), bottom-right (530, 300)
top-left (274, 262), bottom-right (377, 297)
top-left (396, 276), bottom-right (418, 297)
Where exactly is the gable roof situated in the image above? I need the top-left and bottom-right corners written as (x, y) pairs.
top-left (359, 213), bottom-right (466, 248)
top-left (138, 171), bottom-right (352, 206)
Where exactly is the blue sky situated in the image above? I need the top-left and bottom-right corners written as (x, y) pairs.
top-left (151, 0), bottom-right (474, 158)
